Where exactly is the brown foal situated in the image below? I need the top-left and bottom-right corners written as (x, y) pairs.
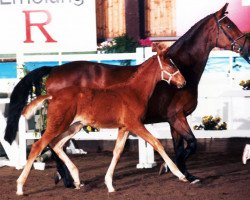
top-left (16, 46), bottom-right (187, 195)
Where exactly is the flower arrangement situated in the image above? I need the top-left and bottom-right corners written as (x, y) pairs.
top-left (193, 115), bottom-right (227, 130)
top-left (83, 125), bottom-right (99, 133)
top-left (139, 38), bottom-right (152, 47)
top-left (239, 80), bottom-right (250, 90)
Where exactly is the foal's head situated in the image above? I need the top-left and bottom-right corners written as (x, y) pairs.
top-left (154, 43), bottom-right (186, 88)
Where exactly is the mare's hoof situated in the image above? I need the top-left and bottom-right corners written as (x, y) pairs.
top-left (186, 174), bottom-right (201, 184)
top-left (158, 163), bottom-right (169, 175)
top-left (54, 171), bottom-right (62, 185)
top-left (190, 179), bottom-right (201, 184)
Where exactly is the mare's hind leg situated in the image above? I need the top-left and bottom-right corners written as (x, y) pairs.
top-left (105, 127), bottom-right (129, 192)
top-left (49, 122), bottom-right (84, 189)
top-left (129, 122), bottom-right (187, 182)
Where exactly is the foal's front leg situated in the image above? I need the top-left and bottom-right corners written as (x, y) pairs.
top-left (129, 122), bottom-right (187, 182)
top-left (49, 122), bottom-right (84, 189)
top-left (105, 127), bottom-right (129, 192)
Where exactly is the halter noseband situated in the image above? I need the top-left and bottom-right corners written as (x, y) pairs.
top-left (157, 55), bottom-right (180, 84)
top-left (214, 14), bottom-right (247, 53)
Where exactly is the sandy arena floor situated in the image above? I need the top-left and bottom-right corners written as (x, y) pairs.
top-left (0, 138), bottom-right (250, 200)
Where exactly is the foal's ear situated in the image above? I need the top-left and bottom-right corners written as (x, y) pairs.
top-left (216, 3), bottom-right (229, 18)
top-left (152, 42), bottom-right (169, 56)
top-left (152, 42), bottom-right (159, 52)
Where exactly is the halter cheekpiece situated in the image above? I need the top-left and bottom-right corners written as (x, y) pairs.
top-left (157, 55), bottom-right (180, 84)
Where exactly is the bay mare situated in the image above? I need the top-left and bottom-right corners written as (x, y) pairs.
top-left (4, 3), bottom-right (250, 186)
top-left (16, 47), bottom-right (186, 195)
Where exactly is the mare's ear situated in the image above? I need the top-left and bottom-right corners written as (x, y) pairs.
top-left (216, 3), bottom-right (229, 18)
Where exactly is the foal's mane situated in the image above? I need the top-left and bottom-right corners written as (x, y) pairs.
top-left (105, 55), bottom-right (157, 90)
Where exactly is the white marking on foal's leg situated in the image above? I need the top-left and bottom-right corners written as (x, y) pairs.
top-left (104, 129), bottom-right (129, 193)
top-left (16, 181), bottom-right (24, 196)
top-left (105, 174), bottom-right (115, 193)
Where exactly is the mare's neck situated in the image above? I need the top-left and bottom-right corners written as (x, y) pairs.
top-left (128, 56), bottom-right (160, 102)
top-left (168, 19), bottom-right (216, 87)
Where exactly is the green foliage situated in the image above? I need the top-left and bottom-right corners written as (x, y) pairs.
top-left (103, 34), bottom-right (138, 53)
top-left (193, 115), bottom-right (227, 130)
top-left (98, 34), bottom-right (139, 66)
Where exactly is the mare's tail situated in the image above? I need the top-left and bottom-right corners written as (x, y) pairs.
top-left (4, 67), bottom-right (52, 144)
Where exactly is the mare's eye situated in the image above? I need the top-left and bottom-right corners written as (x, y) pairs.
top-left (227, 25), bottom-right (231, 29)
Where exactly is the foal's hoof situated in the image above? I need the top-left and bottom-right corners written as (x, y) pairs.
top-left (74, 182), bottom-right (84, 190)
top-left (16, 184), bottom-right (24, 196)
top-left (108, 188), bottom-right (116, 193)
top-left (16, 191), bottom-right (24, 196)
top-left (159, 163), bottom-right (169, 175)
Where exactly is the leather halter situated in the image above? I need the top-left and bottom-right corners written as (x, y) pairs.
top-left (157, 55), bottom-right (180, 84)
top-left (214, 14), bottom-right (247, 53)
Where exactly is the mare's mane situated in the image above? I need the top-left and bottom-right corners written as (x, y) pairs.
top-left (167, 14), bottom-right (213, 55)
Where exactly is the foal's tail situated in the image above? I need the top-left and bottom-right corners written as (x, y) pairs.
top-left (22, 95), bottom-right (52, 120)
top-left (4, 67), bottom-right (52, 144)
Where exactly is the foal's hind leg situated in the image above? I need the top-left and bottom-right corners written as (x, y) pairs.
top-left (105, 127), bottom-right (129, 192)
top-left (129, 122), bottom-right (187, 182)
top-left (16, 129), bottom-right (66, 195)
top-left (49, 122), bottom-right (84, 189)
top-left (16, 99), bottom-right (76, 195)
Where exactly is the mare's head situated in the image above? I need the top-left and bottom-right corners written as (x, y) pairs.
top-left (213, 3), bottom-right (250, 63)
top-left (154, 43), bottom-right (186, 88)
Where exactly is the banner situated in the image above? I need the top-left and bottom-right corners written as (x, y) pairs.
top-left (0, 0), bottom-right (97, 53)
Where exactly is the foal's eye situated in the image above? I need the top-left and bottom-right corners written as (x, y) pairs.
top-left (227, 25), bottom-right (231, 29)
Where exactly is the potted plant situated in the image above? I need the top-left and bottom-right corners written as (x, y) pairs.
top-left (193, 115), bottom-right (227, 130)
top-left (239, 80), bottom-right (250, 90)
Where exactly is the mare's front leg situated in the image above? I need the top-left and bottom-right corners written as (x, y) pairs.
top-left (160, 112), bottom-right (199, 183)
top-left (129, 122), bottom-right (187, 182)
top-left (49, 122), bottom-right (84, 189)
top-left (105, 127), bottom-right (129, 192)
